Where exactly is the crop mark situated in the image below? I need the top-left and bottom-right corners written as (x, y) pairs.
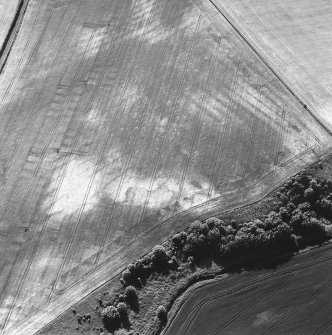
top-left (220, 66), bottom-right (250, 194)
top-left (92, 0), bottom-right (167, 267)
top-left (0, 3), bottom-right (77, 183)
top-left (0, 2), bottom-right (110, 330)
top-left (0, 2), bottom-right (51, 124)
top-left (196, 0), bottom-right (328, 149)
top-left (42, 0), bottom-right (130, 299)
top-left (0, 158), bottom-right (61, 333)
top-left (47, 0), bottom-right (146, 292)
top-left (273, 107), bottom-right (286, 168)
top-left (54, 0), bottom-right (149, 283)
top-left (129, 11), bottom-right (203, 244)
top-left (0, 21), bottom-right (103, 263)
top-left (208, 0), bottom-right (332, 138)
top-left (172, 39), bottom-right (219, 214)
top-left (239, 80), bottom-right (262, 190)
top-left (112, 0), bottom-right (182, 231)
top-left (0, 86), bottom-right (69, 261)
top-left (207, 56), bottom-right (242, 198)
top-left (0, 0), bottom-right (30, 74)
top-left (58, 0), bottom-right (189, 276)
top-left (0, 0), bottom-right (90, 271)
top-left (133, 25), bottom-right (188, 230)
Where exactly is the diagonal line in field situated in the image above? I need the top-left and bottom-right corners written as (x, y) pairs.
top-left (44, 0), bottom-right (138, 302)
top-left (90, 0), bottom-right (162, 267)
top-left (170, 38), bottom-right (220, 215)
top-left (0, 1), bottom-right (111, 331)
top-left (207, 55), bottom-right (242, 198)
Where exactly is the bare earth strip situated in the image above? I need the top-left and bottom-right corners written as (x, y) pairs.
top-left (0, 0), bottom-right (331, 334)
top-left (211, 0), bottom-right (332, 132)
top-left (164, 243), bottom-right (332, 335)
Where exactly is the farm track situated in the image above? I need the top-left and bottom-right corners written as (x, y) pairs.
top-left (0, 0), bottom-right (331, 334)
top-left (165, 244), bottom-right (332, 335)
top-left (0, 3), bottom-right (56, 141)
top-left (0, 0), bottom-right (29, 74)
top-left (0, 2), bottom-right (82, 172)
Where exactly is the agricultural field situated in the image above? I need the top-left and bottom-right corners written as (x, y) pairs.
top-left (0, 0), bottom-right (20, 68)
top-left (211, 0), bottom-right (332, 132)
top-left (0, 0), bottom-right (19, 47)
top-left (165, 243), bottom-right (332, 335)
top-left (0, 0), bottom-right (331, 334)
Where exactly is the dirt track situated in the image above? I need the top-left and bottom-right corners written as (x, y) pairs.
top-left (0, 0), bottom-right (331, 334)
top-left (0, 0), bottom-right (20, 51)
top-left (0, 0), bottom-right (29, 73)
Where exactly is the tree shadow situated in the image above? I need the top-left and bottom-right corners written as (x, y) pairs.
top-left (127, 295), bottom-right (140, 314)
top-left (121, 313), bottom-right (132, 331)
top-left (103, 318), bottom-right (121, 334)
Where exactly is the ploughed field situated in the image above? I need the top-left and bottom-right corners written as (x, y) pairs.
top-left (211, 0), bottom-right (332, 132)
top-left (0, 0), bottom-right (330, 334)
top-left (165, 243), bottom-right (332, 335)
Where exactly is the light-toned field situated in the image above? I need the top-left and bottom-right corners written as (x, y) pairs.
top-left (211, 0), bottom-right (332, 132)
top-left (0, 0), bottom-right (19, 48)
top-left (165, 243), bottom-right (332, 335)
top-left (0, 0), bottom-right (330, 334)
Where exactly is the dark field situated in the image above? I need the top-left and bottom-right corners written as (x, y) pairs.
top-left (165, 243), bottom-right (332, 335)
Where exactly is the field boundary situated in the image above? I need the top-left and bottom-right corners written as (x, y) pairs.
top-left (29, 151), bottom-right (332, 335)
top-left (0, 0), bottom-right (30, 74)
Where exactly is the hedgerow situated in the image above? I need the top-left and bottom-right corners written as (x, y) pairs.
top-left (96, 171), bottom-right (331, 333)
